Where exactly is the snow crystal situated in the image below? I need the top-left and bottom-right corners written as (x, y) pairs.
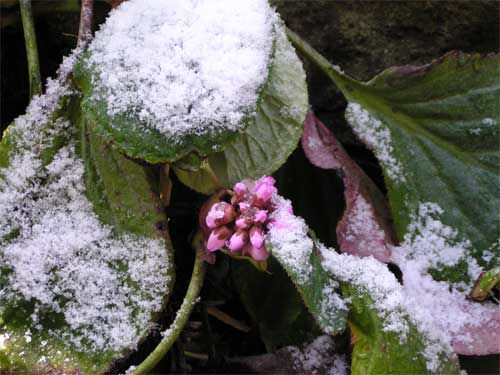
top-left (0, 50), bottom-right (171, 354)
top-left (345, 102), bottom-right (405, 182)
top-left (267, 195), bottom-right (313, 285)
top-left (87, 0), bottom-right (277, 141)
top-left (287, 335), bottom-right (348, 375)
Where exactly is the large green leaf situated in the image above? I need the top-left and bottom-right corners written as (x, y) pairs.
top-left (74, 54), bottom-right (241, 164)
top-left (288, 29), bottom-right (499, 282)
top-left (0, 63), bottom-right (174, 374)
top-left (175, 26), bottom-right (308, 193)
top-left (343, 285), bottom-right (459, 375)
top-left (266, 198), bottom-right (458, 373)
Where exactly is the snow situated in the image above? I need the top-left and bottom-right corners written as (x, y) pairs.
top-left (320, 280), bottom-right (350, 334)
top-left (481, 118), bottom-right (496, 126)
top-left (345, 102), bottom-right (405, 182)
top-left (320, 245), bottom-right (453, 373)
top-left (342, 195), bottom-right (389, 260)
top-left (267, 195), bottom-right (313, 285)
top-left (286, 335), bottom-right (348, 375)
top-left (392, 202), bottom-right (498, 354)
top-left (86, 0), bottom-right (278, 141)
top-left (0, 50), bottom-right (171, 356)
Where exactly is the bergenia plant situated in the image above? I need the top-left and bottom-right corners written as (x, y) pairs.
top-left (0, 0), bottom-right (498, 374)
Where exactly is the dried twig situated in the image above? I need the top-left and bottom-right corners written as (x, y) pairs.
top-left (207, 306), bottom-right (251, 333)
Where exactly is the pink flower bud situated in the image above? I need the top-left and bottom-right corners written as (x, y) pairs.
top-left (252, 182), bottom-right (277, 207)
top-left (254, 210), bottom-right (267, 223)
top-left (233, 182), bottom-right (248, 197)
top-left (239, 202), bottom-right (250, 213)
top-left (244, 243), bottom-right (269, 261)
top-left (249, 225), bottom-right (264, 248)
top-left (228, 229), bottom-right (248, 252)
top-left (256, 176), bottom-right (276, 187)
top-left (207, 226), bottom-right (233, 252)
top-left (236, 216), bottom-right (252, 230)
top-left (205, 202), bottom-right (235, 229)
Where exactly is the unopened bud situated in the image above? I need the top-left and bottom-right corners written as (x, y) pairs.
top-left (207, 226), bottom-right (233, 252)
top-left (206, 202), bottom-right (235, 229)
top-left (228, 229), bottom-right (248, 252)
top-left (249, 225), bottom-right (264, 248)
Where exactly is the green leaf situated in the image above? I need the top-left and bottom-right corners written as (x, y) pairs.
top-left (343, 284), bottom-right (459, 375)
top-left (0, 77), bottom-right (174, 373)
top-left (230, 256), bottom-right (321, 351)
top-left (74, 53), bottom-right (241, 164)
top-left (265, 200), bottom-right (348, 336)
top-left (174, 27), bottom-right (308, 193)
top-left (288, 28), bottom-right (499, 280)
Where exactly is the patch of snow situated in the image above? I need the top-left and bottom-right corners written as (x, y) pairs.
top-left (287, 335), bottom-right (348, 375)
top-left (392, 202), bottom-right (498, 355)
top-left (87, 0), bottom-right (277, 141)
top-left (0, 50), bottom-right (171, 355)
top-left (342, 195), bottom-right (388, 258)
top-left (320, 245), bottom-right (454, 373)
top-left (345, 102), bottom-right (405, 182)
top-left (481, 118), bottom-right (496, 126)
top-left (320, 280), bottom-right (350, 334)
top-left (468, 128), bottom-right (482, 135)
top-left (267, 195), bottom-right (313, 285)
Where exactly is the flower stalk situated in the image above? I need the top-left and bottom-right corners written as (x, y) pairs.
top-left (19, 0), bottom-right (42, 98)
top-left (130, 243), bottom-right (207, 375)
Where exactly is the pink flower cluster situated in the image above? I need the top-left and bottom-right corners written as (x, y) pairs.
top-left (204, 176), bottom-right (278, 261)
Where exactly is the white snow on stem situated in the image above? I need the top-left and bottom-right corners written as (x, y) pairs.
top-left (0, 50), bottom-right (171, 354)
top-left (345, 102), bottom-right (405, 182)
top-left (267, 195), bottom-right (313, 285)
top-left (87, 0), bottom-right (277, 141)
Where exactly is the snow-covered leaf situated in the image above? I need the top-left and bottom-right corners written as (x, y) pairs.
top-left (288, 30), bottom-right (500, 356)
top-left (74, 0), bottom-right (307, 174)
top-left (265, 196), bottom-right (460, 373)
top-left (174, 25), bottom-right (308, 193)
top-left (0, 52), bottom-right (174, 374)
top-left (320, 246), bottom-right (460, 375)
top-left (266, 195), bottom-right (348, 336)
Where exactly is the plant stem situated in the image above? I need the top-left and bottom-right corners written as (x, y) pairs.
top-left (285, 27), bottom-right (361, 93)
top-left (77, 0), bottom-right (94, 47)
top-left (19, 0), bottom-right (41, 98)
top-left (131, 251), bottom-right (207, 375)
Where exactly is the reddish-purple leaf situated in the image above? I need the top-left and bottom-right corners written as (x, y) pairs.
top-left (302, 112), bottom-right (394, 262)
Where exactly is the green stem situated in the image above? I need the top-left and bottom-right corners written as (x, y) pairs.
top-left (131, 250), bottom-right (207, 375)
top-left (19, 0), bottom-right (42, 98)
top-left (285, 27), bottom-right (362, 94)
